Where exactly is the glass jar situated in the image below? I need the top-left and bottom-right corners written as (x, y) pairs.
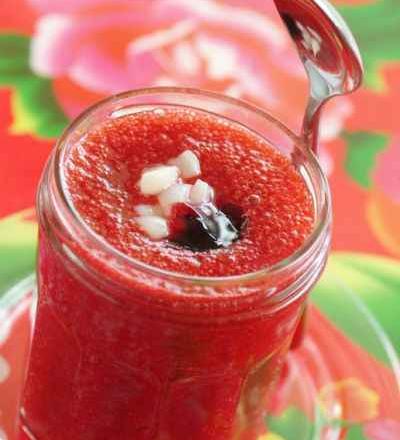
top-left (20, 88), bottom-right (331, 440)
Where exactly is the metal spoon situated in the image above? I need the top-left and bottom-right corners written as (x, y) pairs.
top-left (179, 2), bottom-right (363, 250)
top-left (272, 0), bottom-right (363, 350)
top-left (192, 202), bottom-right (239, 248)
top-left (273, 0), bottom-right (363, 153)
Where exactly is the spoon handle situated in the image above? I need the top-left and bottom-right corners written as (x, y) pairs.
top-left (302, 95), bottom-right (323, 155)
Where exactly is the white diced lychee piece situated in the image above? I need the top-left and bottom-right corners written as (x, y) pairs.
top-left (135, 215), bottom-right (169, 240)
top-left (168, 150), bottom-right (200, 179)
top-left (135, 204), bottom-right (164, 217)
top-left (139, 165), bottom-right (180, 195)
top-left (189, 179), bottom-right (214, 205)
top-left (158, 183), bottom-right (191, 215)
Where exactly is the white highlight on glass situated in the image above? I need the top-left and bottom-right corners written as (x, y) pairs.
top-left (0, 427), bottom-right (8, 440)
top-left (0, 356), bottom-right (10, 383)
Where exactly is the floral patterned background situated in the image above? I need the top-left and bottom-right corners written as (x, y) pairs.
top-left (0, 0), bottom-right (399, 439)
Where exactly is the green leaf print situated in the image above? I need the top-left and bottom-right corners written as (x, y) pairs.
top-left (346, 425), bottom-right (367, 440)
top-left (0, 33), bottom-right (68, 139)
top-left (338, 0), bottom-right (400, 90)
top-left (0, 209), bottom-right (37, 295)
top-left (312, 252), bottom-right (400, 364)
top-left (266, 406), bottom-right (314, 440)
top-left (343, 131), bottom-right (388, 189)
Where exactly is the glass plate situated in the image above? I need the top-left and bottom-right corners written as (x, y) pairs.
top-left (0, 275), bottom-right (399, 440)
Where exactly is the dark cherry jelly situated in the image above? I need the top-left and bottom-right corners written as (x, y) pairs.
top-left (169, 203), bottom-right (244, 252)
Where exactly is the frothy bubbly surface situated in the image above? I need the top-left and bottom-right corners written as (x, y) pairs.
top-left (65, 107), bottom-right (314, 276)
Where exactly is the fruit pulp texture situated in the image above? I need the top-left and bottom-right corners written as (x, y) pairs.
top-left (22, 108), bottom-right (314, 440)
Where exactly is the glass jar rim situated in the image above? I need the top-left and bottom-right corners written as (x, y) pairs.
top-left (53, 86), bottom-right (331, 286)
